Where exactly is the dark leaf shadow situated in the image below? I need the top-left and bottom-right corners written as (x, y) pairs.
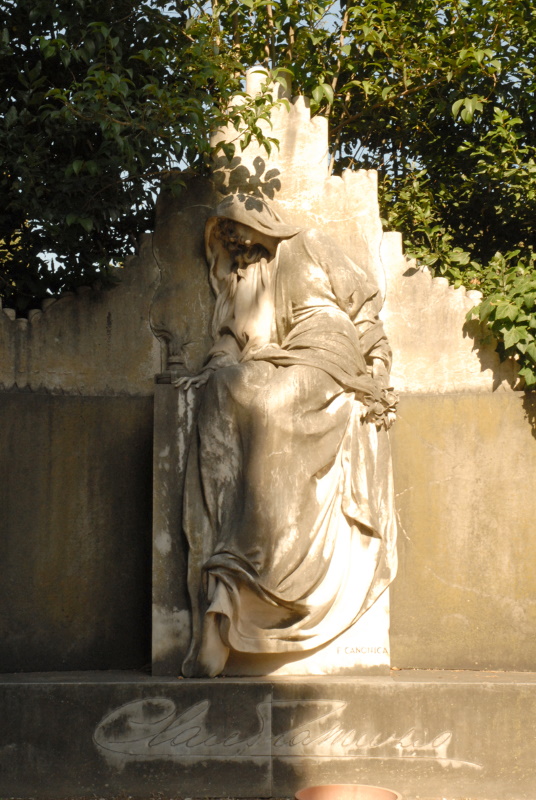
top-left (212, 154), bottom-right (281, 198)
top-left (522, 391), bottom-right (536, 439)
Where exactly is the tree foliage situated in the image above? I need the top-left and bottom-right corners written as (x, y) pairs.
top-left (1, 0), bottom-right (535, 383)
top-left (0, 0), bottom-right (276, 310)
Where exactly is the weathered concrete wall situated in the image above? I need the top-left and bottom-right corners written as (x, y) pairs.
top-left (152, 94), bottom-right (529, 677)
top-left (0, 228), bottom-right (163, 671)
top-left (150, 177), bottom-right (219, 378)
top-left (381, 232), bottom-right (518, 393)
top-left (0, 81), bottom-right (534, 800)
top-left (0, 234), bottom-right (161, 395)
top-left (0, 393), bottom-right (153, 671)
top-left (390, 391), bottom-right (536, 671)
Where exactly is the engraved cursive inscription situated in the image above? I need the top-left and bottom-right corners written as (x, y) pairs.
top-left (93, 697), bottom-right (482, 771)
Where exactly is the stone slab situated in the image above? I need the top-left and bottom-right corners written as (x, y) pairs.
top-left (0, 673), bottom-right (271, 799)
top-left (1, 671), bottom-right (535, 800)
top-left (272, 672), bottom-right (536, 800)
top-left (0, 393), bottom-right (153, 672)
top-left (152, 383), bottom-right (198, 675)
top-left (390, 391), bottom-right (536, 671)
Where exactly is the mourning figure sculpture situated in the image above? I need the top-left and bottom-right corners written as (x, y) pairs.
top-left (176, 193), bottom-right (398, 678)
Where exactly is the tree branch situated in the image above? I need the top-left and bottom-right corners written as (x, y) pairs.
top-left (330, 76), bottom-right (446, 136)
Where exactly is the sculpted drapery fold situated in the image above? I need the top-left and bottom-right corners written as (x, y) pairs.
top-left (179, 194), bottom-right (397, 678)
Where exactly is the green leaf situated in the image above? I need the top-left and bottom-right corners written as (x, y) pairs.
top-left (321, 83), bottom-right (334, 104)
top-left (312, 84), bottom-right (324, 104)
top-left (503, 327), bottom-right (525, 349)
top-left (221, 142), bottom-right (235, 162)
top-left (519, 364), bottom-right (536, 387)
top-left (452, 98), bottom-right (465, 118)
top-left (495, 303), bottom-right (519, 322)
top-left (79, 218), bottom-right (93, 233)
top-left (5, 105), bottom-right (17, 127)
top-left (525, 342), bottom-right (536, 363)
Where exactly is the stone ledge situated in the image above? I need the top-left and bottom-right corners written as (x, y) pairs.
top-left (2, 669), bottom-right (536, 684)
top-left (0, 671), bottom-right (534, 800)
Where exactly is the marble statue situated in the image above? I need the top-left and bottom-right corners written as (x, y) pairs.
top-left (176, 193), bottom-right (398, 678)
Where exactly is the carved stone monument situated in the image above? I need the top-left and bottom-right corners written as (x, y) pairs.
top-left (174, 194), bottom-right (398, 678)
top-left (152, 76), bottom-right (401, 677)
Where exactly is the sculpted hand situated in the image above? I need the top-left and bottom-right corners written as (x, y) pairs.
top-left (376, 410), bottom-right (397, 431)
top-left (173, 370), bottom-right (212, 391)
top-left (371, 358), bottom-right (390, 389)
top-left (362, 377), bottom-right (398, 429)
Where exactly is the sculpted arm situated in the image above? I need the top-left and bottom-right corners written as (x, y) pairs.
top-left (326, 239), bottom-right (397, 427)
top-left (354, 292), bottom-right (392, 385)
top-left (353, 294), bottom-right (397, 429)
top-left (308, 229), bottom-right (393, 385)
top-left (173, 333), bottom-right (241, 390)
top-left (175, 216), bottom-right (241, 391)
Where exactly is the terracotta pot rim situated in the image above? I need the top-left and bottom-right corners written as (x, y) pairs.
top-left (295, 783), bottom-right (402, 800)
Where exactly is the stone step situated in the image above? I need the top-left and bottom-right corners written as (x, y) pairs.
top-left (1, 670), bottom-right (534, 800)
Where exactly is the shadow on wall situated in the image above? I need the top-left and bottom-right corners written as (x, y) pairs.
top-left (522, 391), bottom-right (536, 438)
top-left (463, 317), bottom-right (520, 392)
top-left (394, 263), bottom-right (519, 394)
top-left (212, 154), bottom-right (282, 199)
top-left (0, 392), bottom-right (153, 672)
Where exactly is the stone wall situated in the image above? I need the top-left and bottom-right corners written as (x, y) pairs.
top-left (391, 391), bottom-right (536, 671)
top-left (151, 387), bottom-right (536, 675)
top-left (0, 235), bottom-right (161, 672)
top-left (0, 235), bottom-right (161, 395)
top-left (151, 85), bottom-right (534, 675)
top-left (0, 393), bottom-right (153, 671)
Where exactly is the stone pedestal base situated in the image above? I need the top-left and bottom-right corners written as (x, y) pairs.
top-left (1, 670), bottom-right (535, 800)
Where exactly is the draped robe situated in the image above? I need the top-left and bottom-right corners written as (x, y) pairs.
top-left (181, 223), bottom-right (397, 676)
